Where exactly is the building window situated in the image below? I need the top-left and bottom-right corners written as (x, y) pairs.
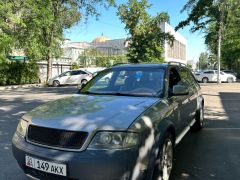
top-left (167, 40), bottom-right (186, 60)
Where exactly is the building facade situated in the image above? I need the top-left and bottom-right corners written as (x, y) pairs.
top-left (160, 22), bottom-right (187, 64)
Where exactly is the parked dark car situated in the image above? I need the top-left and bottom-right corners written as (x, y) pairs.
top-left (12, 63), bottom-right (204, 180)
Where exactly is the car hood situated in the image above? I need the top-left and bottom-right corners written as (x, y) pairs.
top-left (23, 94), bottom-right (158, 133)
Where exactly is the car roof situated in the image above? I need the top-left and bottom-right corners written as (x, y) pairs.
top-left (111, 63), bottom-right (170, 69)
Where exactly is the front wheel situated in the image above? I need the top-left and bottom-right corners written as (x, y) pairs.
top-left (81, 79), bottom-right (88, 85)
top-left (227, 77), bottom-right (233, 83)
top-left (53, 80), bottom-right (60, 87)
top-left (202, 77), bottom-right (208, 83)
top-left (153, 132), bottom-right (174, 180)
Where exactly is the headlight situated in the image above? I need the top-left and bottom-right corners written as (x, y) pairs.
top-left (16, 119), bottom-right (28, 137)
top-left (88, 132), bottom-right (139, 149)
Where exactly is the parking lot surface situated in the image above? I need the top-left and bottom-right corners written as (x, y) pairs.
top-left (171, 83), bottom-right (240, 179)
top-left (0, 87), bottom-right (77, 180)
top-left (0, 84), bottom-right (239, 179)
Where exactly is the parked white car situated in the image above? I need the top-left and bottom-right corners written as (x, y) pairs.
top-left (195, 70), bottom-right (237, 83)
top-left (48, 70), bottom-right (93, 87)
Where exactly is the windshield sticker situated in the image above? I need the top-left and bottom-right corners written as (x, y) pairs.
top-left (135, 71), bottom-right (143, 81)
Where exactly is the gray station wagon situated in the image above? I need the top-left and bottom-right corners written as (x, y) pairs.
top-left (12, 63), bottom-right (204, 180)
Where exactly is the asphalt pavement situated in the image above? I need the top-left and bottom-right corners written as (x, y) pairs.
top-left (0, 84), bottom-right (239, 180)
top-left (171, 83), bottom-right (240, 180)
top-left (0, 86), bottom-right (77, 180)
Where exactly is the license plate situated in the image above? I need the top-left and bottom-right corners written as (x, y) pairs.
top-left (25, 155), bottom-right (67, 176)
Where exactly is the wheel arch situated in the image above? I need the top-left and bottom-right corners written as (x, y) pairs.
top-left (145, 120), bottom-right (176, 180)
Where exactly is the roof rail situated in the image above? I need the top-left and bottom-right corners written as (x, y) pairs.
top-left (112, 63), bottom-right (130, 66)
top-left (167, 61), bottom-right (187, 67)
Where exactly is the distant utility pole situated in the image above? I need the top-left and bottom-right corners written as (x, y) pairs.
top-left (217, 25), bottom-right (222, 84)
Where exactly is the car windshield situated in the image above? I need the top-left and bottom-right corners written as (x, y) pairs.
top-left (79, 67), bottom-right (165, 97)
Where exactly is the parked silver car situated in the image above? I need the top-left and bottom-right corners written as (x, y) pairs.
top-left (12, 63), bottom-right (204, 180)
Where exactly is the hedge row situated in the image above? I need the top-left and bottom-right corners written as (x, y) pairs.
top-left (0, 61), bottom-right (39, 86)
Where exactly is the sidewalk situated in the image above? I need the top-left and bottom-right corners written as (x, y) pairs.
top-left (0, 84), bottom-right (46, 91)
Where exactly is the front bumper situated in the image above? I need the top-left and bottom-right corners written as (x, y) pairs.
top-left (12, 133), bottom-right (143, 180)
top-left (48, 79), bottom-right (53, 86)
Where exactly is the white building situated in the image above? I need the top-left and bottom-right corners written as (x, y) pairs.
top-left (39, 26), bottom-right (187, 82)
top-left (160, 22), bottom-right (187, 64)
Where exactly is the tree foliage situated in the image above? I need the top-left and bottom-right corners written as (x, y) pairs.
top-left (177, 0), bottom-right (240, 75)
top-left (0, 0), bottom-right (23, 62)
top-left (0, 0), bottom-right (114, 82)
top-left (16, 0), bottom-right (114, 81)
top-left (117, 0), bottom-right (173, 63)
top-left (198, 52), bottom-right (217, 70)
top-left (198, 52), bottom-right (209, 70)
top-left (221, 0), bottom-right (240, 72)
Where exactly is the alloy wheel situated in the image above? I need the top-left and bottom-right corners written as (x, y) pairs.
top-left (161, 138), bottom-right (173, 180)
top-left (202, 77), bottom-right (208, 83)
top-left (53, 80), bottom-right (60, 87)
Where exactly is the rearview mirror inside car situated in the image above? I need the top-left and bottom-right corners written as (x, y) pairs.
top-left (173, 84), bottom-right (189, 96)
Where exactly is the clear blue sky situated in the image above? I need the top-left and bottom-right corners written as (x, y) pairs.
top-left (64, 0), bottom-right (206, 62)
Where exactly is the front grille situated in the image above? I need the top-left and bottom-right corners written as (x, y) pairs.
top-left (25, 166), bottom-right (78, 180)
top-left (27, 125), bottom-right (88, 149)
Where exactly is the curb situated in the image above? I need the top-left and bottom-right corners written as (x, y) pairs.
top-left (0, 84), bottom-right (47, 91)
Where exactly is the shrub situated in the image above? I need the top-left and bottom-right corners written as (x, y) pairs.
top-left (0, 61), bottom-right (39, 86)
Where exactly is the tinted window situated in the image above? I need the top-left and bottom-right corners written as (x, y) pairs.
top-left (60, 71), bottom-right (70, 77)
top-left (168, 67), bottom-right (181, 96)
top-left (71, 71), bottom-right (82, 75)
top-left (204, 71), bottom-right (214, 74)
top-left (179, 68), bottom-right (199, 91)
top-left (178, 68), bottom-right (189, 86)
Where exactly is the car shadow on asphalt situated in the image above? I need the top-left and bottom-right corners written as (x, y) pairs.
top-left (171, 92), bottom-right (240, 180)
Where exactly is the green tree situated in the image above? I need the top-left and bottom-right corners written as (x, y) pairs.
top-left (176, 0), bottom-right (232, 83)
top-left (117, 0), bottom-right (173, 63)
top-left (16, 0), bottom-right (114, 82)
top-left (181, 0), bottom-right (240, 75)
top-left (0, 0), bottom-right (23, 62)
top-left (198, 52), bottom-right (209, 70)
top-left (221, 1), bottom-right (240, 74)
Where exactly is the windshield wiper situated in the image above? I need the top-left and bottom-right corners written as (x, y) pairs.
top-left (79, 91), bottom-right (115, 95)
top-left (110, 92), bottom-right (155, 97)
top-left (79, 91), bottom-right (156, 97)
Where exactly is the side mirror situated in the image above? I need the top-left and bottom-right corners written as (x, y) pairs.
top-left (173, 84), bottom-right (189, 96)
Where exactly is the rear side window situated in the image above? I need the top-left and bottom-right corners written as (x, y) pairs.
top-left (71, 71), bottom-right (87, 75)
top-left (204, 71), bottom-right (214, 74)
top-left (179, 68), bottom-right (199, 90)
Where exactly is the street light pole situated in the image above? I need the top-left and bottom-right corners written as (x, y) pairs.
top-left (217, 25), bottom-right (221, 84)
top-left (217, 0), bottom-right (225, 84)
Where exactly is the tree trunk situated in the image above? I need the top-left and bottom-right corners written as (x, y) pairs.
top-left (217, 26), bottom-right (221, 84)
top-left (217, 2), bottom-right (225, 84)
top-left (46, 52), bottom-right (52, 82)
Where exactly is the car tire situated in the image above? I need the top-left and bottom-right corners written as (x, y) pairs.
top-left (227, 77), bottom-right (233, 83)
top-left (152, 132), bottom-right (174, 180)
top-left (53, 80), bottom-right (60, 87)
top-left (81, 79), bottom-right (88, 85)
top-left (202, 77), bottom-right (208, 83)
top-left (192, 105), bottom-right (204, 131)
